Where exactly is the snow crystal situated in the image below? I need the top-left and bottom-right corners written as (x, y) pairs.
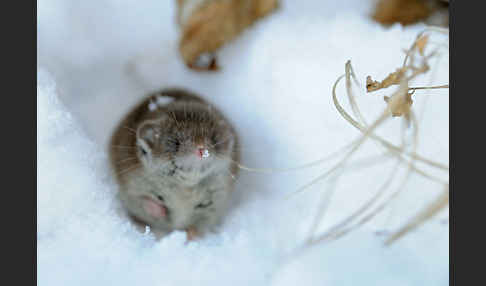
top-left (148, 99), bottom-right (158, 111)
top-left (202, 149), bottom-right (210, 158)
top-left (156, 94), bottom-right (175, 105)
top-left (147, 94), bottom-right (174, 111)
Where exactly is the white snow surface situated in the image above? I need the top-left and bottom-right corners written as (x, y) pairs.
top-left (37, 0), bottom-right (449, 285)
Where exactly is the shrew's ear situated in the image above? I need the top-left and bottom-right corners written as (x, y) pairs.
top-left (136, 120), bottom-right (163, 151)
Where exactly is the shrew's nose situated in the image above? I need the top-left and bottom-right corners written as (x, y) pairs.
top-left (195, 144), bottom-right (210, 159)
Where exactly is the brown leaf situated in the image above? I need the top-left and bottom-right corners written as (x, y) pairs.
top-left (366, 68), bottom-right (406, 92)
top-left (177, 0), bottom-right (279, 71)
top-left (366, 76), bottom-right (380, 92)
top-left (372, 0), bottom-right (433, 26)
top-left (384, 92), bottom-right (413, 117)
top-left (416, 34), bottom-right (429, 55)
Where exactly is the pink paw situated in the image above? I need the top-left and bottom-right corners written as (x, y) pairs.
top-left (142, 197), bottom-right (167, 218)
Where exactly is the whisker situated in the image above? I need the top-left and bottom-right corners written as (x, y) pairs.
top-left (112, 145), bottom-right (137, 149)
top-left (116, 163), bottom-right (141, 176)
top-left (115, 157), bottom-right (138, 165)
top-left (219, 167), bottom-right (244, 186)
top-left (170, 111), bottom-right (181, 128)
top-left (212, 143), bottom-right (352, 174)
top-left (209, 135), bottom-right (233, 148)
top-left (222, 168), bottom-right (237, 182)
top-left (123, 126), bottom-right (137, 134)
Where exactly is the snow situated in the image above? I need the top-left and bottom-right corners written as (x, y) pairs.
top-left (37, 0), bottom-right (449, 285)
top-left (156, 94), bottom-right (175, 106)
top-left (201, 149), bottom-right (210, 158)
top-left (148, 99), bottom-right (158, 111)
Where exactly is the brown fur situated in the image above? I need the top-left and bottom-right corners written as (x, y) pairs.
top-left (110, 88), bottom-right (239, 181)
top-left (109, 88), bottom-right (240, 237)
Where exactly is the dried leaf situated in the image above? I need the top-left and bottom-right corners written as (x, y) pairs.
top-left (366, 68), bottom-right (406, 92)
top-left (366, 76), bottom-right (379, 92)
top-left (416, 34), bottom-right (429, 55)
top-left (177, 0), bottom-right (279, 70)
top-left (187, 52), bottom-right (220, 71)
top-left (372, 0), bottom-right (434, 26)
top-left (384, 92), bottom-right (413, 117)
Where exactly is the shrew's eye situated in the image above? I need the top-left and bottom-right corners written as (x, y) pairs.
top-left (139, 146), bottom-right (147, 156)
top-left (211, 133), bottom-right (219, 146)
top-left (157, 195), bottom-right (164, 202)
top-left (167, 138), bottom-right (180, 152)
top-left (195, 200), bottom-right (212, 209)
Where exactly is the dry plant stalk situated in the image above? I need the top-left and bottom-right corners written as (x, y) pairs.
top-left (176, 0), bottom-right (279, 70)
top-left (366, 33), bottom-right (431, 94)
top-left (302, 28), bottom-right (449, 248)
top-left (385, 185), bottom-right (449, 245)
top-left (220, 28), bottom-right (448, 247)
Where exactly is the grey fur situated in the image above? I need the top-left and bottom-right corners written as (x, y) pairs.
top-left (109, 88), bottom-right (239, 237)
